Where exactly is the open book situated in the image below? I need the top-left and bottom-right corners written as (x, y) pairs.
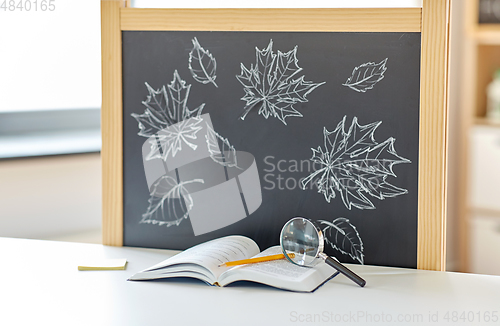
top-left (129, 235), bottom-right (338, 292)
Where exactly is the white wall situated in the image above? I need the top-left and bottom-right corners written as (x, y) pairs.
top-left (0, 154), bottom-right (101, 239)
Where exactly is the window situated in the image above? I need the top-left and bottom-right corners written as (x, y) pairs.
top-left (0, 0), bottom-right (101, 158)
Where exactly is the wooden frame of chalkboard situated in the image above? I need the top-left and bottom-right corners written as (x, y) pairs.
top-left (101, 0), bottom-right (450, 271)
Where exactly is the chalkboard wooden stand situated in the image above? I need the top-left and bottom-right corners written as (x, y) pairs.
top-left (101, 0), bottom-right (450, 271)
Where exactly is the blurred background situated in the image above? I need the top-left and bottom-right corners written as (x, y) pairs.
top-left (0, 0), bottom-right (498, 275)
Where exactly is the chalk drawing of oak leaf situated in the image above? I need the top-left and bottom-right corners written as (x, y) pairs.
top-left (236, 39), bottom-right (325, 125)
top-left (301, 116), bottom-right (411, 210)
top-left (131, 70), bottom-right (205, 138)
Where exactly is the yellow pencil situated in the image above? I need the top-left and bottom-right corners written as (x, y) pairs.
top-left (218, 253), bottom-right (295, 267)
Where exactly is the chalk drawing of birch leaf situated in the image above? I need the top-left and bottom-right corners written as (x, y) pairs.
top-left (140, 175), bottom-right (204, 227)
top-left (236, 39), bottom-right (325, 125)
top-left (131, 70), bottom-right (205, 139)
top-left (205, 123), bottom-right (239, 168)
top-left (343, 58), bottom-right (388, 93)
top-left (189, 37), bottom-right (218, 88)
top-left (319, 218), bottom-right (364, 264)
top-left (301, 116), bottom-right (411, 210)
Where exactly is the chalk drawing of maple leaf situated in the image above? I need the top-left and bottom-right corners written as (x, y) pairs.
top-left (236, 39), bottom-right (325, 125)
top-left (301, 116), bottom-right (411, 210)
top-left (147, 117), bottom-right (203, 160)
top-left (131, 70), bottom-right (205, 160)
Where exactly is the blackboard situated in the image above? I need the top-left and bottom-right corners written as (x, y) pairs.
top-left (122, 31), bottom-right (421, 268)
top-left (478, 0), bottom-right (500, 24)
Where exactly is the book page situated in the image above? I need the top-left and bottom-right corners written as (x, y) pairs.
top-left (222, 247), bottom-right (318, 280)
top-left (218, 246), bottom-right (337, 292)
top-left (139, 236), bottom-right (260, 280)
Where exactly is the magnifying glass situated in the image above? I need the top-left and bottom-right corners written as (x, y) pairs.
top-left (280, 217), bottom-right (366, 287)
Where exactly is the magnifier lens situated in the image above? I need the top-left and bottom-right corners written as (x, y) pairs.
top-left (280, 217), bottom-right (367, 287)
top-left (280, 218), bottom-right (320, 266)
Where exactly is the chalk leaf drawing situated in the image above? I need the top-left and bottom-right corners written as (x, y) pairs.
top-left (132, 70), bottom-right (205, 160)
top-left (205, 123), bottom-right (239, 168)
top-left (189, 37), bottom-right (218, 88)
top-left (343, 58), bottom-right (388, 93)
top-left (319, 218), bottom-right (364, 264)
top-left (236, 39), bottom-right (325, 125)
top-left (140, 176), bottom-right (204, 227)
top-left (301, 116), bottom-right (411, 210)
top-left (148, 117), bottom-right (203, 160)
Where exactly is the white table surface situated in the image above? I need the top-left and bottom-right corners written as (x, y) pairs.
top-left (1, 237), bottom-right (499, 326)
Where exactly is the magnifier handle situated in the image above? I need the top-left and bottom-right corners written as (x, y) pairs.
top-left (319, 253), bottom-right (366, 287)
